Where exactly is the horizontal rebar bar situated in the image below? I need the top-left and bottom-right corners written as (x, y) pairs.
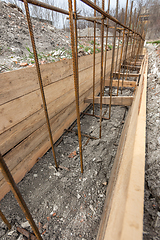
top-left (78, 35), bottom-right (123, 38)
top-left (19, 0), bottom-right (143, 40)
top-left (65, 129), bottom-right (98, 140)
top-left (80, 0), bottom-right (143, 39)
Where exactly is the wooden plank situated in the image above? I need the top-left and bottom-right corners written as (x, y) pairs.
top-left (121, 65), bottom-right (141, 70)
top-left (119, 57), bottom-right (147, 240)
top-left (0, 51), bottom-right (116, 154)
top-left (105, 79), bottom-right (136, 88)
top-left (0, 61), bottom-right (103, 135)
top-left (0, 48), bottom-right (131, 199)
top-left (113, 72), bottom-right (139, 78)
top-left (125, 62), bottom-right (142, 66)
top-left (0, 79), bottom-right (101, 200)
top-left (0, 63), bottom-right (102, 155)
top-left (0, 52), bottom-right (103, 106)
top-left (85, 96), bottom-right (133, 106)
top-left (0, 50), bottom-right (114, 106)
top-left (0, 73), bottom-right (101, 181)
top-left (96, 54), bottom-right (147, 240)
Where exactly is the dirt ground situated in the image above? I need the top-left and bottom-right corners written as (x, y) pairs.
top-left (0, 98), bottom-right (130, 240)
top-left (143, 44), bottom-right (160, 240)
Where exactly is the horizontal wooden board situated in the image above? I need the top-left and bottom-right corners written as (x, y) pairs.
top-left (0, 64), bottom-right (103, 154)
top-left (113, 72), bottom-right (139, 78)
top-left (85, 96), bottom-right (133, 106)
top-left (0, 52), bottom-right (106, 106)
top-left (0, 60), bottom-right (103, 135)
top-left (105, 79), bottom-right (136, 88)
top-left (0, 80), bottom-right (101, 200)
top-left (121, 65), bottom-right (140, 70)
top-left (0, 48), bottom-right (130, 200)
top-left (0, 50), bottom-right (117, 154)
top-left (0, 71), bottom-right (101, 181)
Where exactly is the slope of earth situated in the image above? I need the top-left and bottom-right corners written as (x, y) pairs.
top-left (0, 0), bottom-right (72, 72)
top-left (0, 1), bottom-right (114, 73)
top-left (144, 43), bottom-right (160, 240)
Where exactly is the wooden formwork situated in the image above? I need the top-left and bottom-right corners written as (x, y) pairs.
top-left (0, 48), bottom-right (124, 200)
top-left (97, 50), bottom-right (148, 240)
top-left (0, 0), bottom-right (147, 239)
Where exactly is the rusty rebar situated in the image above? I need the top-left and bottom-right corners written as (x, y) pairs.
top-left (114, 10), bottom-right (123, 75)
top-left (0, 209), bottom-right (11, 230)
top-left (78, 35), bottom-right (123, 38)
top-left (93, 0), bottom-right (96, 115)
top-left (20, 0), bottom-right (69, 15)
top-left (125, 8), bottom-right (137, 79)
top-left (132, 23), bottom-right (140, 58)
top-left (80, 0), bottom-right (143, 39)
top-left (83, 112), bottom-right (109, 120)
top-left (131, 11), bottom-right (139, 61)
top-left (99, 0), bottom-right (104, 138)
top-left (116, 0), bottom-right (128, 96)
top-left (103, 0), bottom-right (110, 96)
top-left (108, 0), bottom-right (119, 119)
top-left (134, 23), bottom-right (145, 67)
top-left (20, 0), bottom-right (143, 40)
top-left (115, 30), bottom-right (121, 73)
top-left (0, 153), bottom-right (42, 240)
top-left (65, 129), bottom-right (98, 140)
top-left (23, 0), bottom-right (58, 169)
top-left (74, 0), bottom-right (79, 91)
top-left (121, 1), bottom-right (133, 94)
top-left (68, 0), bottom-right (83, 173)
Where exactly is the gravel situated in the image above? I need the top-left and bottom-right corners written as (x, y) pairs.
top-left (143, 43), bottom-right (160, 240)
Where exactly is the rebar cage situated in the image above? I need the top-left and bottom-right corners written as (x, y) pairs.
top-left (0, 0), bottom-right (145, 239)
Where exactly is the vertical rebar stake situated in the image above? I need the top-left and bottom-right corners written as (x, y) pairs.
top-left (116, 0), bottom-right (128, 96)
top-left (0, 209), bottom-right (11, 230)
top-left (108, 0), bottom-right (119, 119)
top-left (99, 0), bottom-right (105, 138)
top-left (0, 153), bottom-right (43, 240)
top-left (23, 0), bottom-right (58, 169)
top-left (134, 23), bottom-right (144, 67)
top-left (74, 0), bottom-right (79, 84)
top-left (68, 0), bottom-right (83, 173)
top-left (103, 0), bottom-right (110, 95)
top-left (121, 1), bottom-right (133, 93)
top-left (131, 14), bottom-right (139, 59)
top-left (115, 29), bottom-right (121, 73)
top-left (126, 7), bottom-right (136, 78)
top-left (93, 0), bottom-right (96, 115)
